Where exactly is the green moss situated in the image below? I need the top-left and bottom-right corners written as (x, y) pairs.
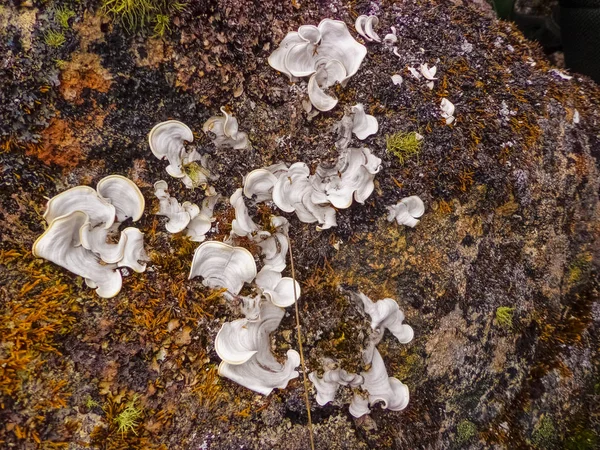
top-left (565, 429), bottom-right (598, 450)
top-left (456, 419), bottom-right (477, 444)
top-left (54, 6), bottom-right (76, 29)
top-left (532, 416), bottom-right (556, 448)
top-left (183, 162), bottom-right (210, 189)
top-left (386, 131), bottom-right (422, 164)
top-left (102, 0), bottom-right (185, 34)
top-left (114, 395), bottom-right (142, 436)
top-left (44, 29), bottom-right (66, 48)
top-left (495, 306), bottom-right (514, 329)
top-left (85, 396), bottom-right (100, 409)
top-left (153, 14), bottom-right (170, 37)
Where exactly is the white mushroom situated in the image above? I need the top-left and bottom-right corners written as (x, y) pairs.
top-left (188, 241), bottom-right (257, 295)
top-left (118, 227), bottom-right (148, 273)
top-left (148, 120), bottom-right (194, 178)
top-left (309, 369), bottom-right (364, 406)
top-left (186, 190), bottom-right (220, 242)
top-left (230, 188), bottom-right (259, 238)
top-left (360, 348), bottom-right (409, 411)
top-left (203, 106), bottom-right (249, 150)
top-left (269, 19), bottom-right (367, 109)
top-left (351, 104), bottom-right (379, 140)
top-left (383, 33), bottom-right (397, 46)
top-left (79, 223), bottom-right (128, 264)
top-left (255, 267), bottom-right (300, 308)
top-left (96, 175), bottom-right (145, 222)
top-left (243, 168), bottom-right (279, 202)
top-left (355, 15), bottom-right (381, 42)
top-left (43, 186), bottom-right (116, 229)
top-left (216, 301), bottom-right (300, 395)
top-left (154, 181), bottom-right (193, 233)
top-left (355, 292), bottom-right (414, 344)
top-left (32, 211), bottom-right (123, 298)
top-left (419, 63), bottom-right (437, 80)
top-left (349, 394), bottom-right (371, 418)
top-left (391, 74), bottom-right (403, 86)
top-left (440, 98), bottom-right (455, 125)
top-left (386, 195), bottom-right (425, 228)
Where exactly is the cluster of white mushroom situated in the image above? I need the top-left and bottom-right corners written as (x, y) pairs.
top-left (153, 180), bottom-right (220, 241)
top-left (268, 19), bottom-right (367, 111)
top-left (386, 195), bottom-right (425, 228)
top-left (310, 292), bottom-right (413, 417)
top-left (187, 216), bottom-right (302, 394)
top-left (32, 175), bottom-right (148, 298)
top-left (203, 106), bottom-right (249, 150)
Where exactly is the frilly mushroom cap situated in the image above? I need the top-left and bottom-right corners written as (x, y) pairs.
top-left (243, 169), bottom-right (279, 202)
top-left (272, 162), bottom-right (311, 213)
top-left (440, 98), bottom-right (455, 124)
top-left (203, 107), bottom-right (249, 150)
top-left (148, 120), bottom-right (194, 178)
top-left (269, 18), bottom-right (366, 88)
top-left (215, 319), bottom-right (259, 365)
top-left (256, 232), bottom-right (289, 272)
top-left (361, 349), bottom-right (410, 411)
top-left (255, 267), bottom-right (300, 308)
top-left (354, 15), bottom-right (380, 42)
top-left (351, 104), bottom-right (379, 140)
top-left (43, 186), bottom-right (116, 229)
top-left (358, 293), bottom-right (414, 344)
top-left (96, 175), bottom-right (145, 222)
top-left (117, 227), bottom-right (148, 273)
top-left (188, 241), bottom-right (257, 295)
top-left (307, 59), bottom-right (346, 111)
top-left (386, 196), bottom-right (425, 227)
top-left (309, 369), bottom-right (364, 406)
top-left (32, 211), bottom-right (123, 298)
top-left (79, 223), bottom-right (127, 264)
top-left (218, 349), bottom-right (300, 396)
top-left (230, 188), bottom-right (259, 237)
top-left (349, 394), bottom-right (371, 418)
top-left (384, 33), bottom-right (398, 46)
top-left (420, 63), bottom-right (437, 80)
top-left (185, 192), bottom-right (220, 242)
top-left (391, 74), bottom-right (403, 85)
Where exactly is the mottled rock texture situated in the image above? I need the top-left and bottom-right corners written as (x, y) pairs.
top-left (0, 0), bottom-right (599, 449)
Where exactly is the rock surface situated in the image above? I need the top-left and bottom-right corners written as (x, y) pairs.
top-left (0, 0), bottom-right (599, 449)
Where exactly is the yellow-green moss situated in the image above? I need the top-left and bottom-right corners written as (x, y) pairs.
top-left (456, 419), bottom-right (477, 444)
top-left (531, 416), bottom-right (556, 448)
top-left (114, 395), bottom-right (143, 436)
top-left (386, 131), bottom-right (422, 164)
top-left (44, 29), bottom-right (66, 47)
top-left (495, 306), bottom-right (514, 329)
top-left (102, 0), bottom-right (185, 34)
top-left (54, 6), bottom-right (75, 29)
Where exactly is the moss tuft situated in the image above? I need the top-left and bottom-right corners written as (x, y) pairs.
top-left (114, 395), bottom-right (143, 436)
top-left (531, 416), bottom-right (556, 448)
top-left (102, 0), bottom-right (185, 34)
top-left (386, 131), bottom-right (422, 164)
top-left (495, 306), bottom-right (514, 329)
top-left (44, 29), bottom-right (66, 48)
top-left (54, 6), bottom-right (76, 29)
top-left (456, 419), bottom-right (477, 444)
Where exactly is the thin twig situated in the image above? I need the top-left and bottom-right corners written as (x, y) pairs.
top-left (287, 232), bottom-right (315, 450)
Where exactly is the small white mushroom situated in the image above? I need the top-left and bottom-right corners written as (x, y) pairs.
top-left (391, 74), bottom-right (403, 86)
top-left (419, 63), bottom-right (437, 80)
top-left (255, 267), bottom-right (300, 308)
top-left (203, 107), bottom-right (249, 150)
top-left (307, 59), bottom-right (346, 112)
top-left (243, 169), bottom-right (279, 202)
top-left (188, 241), bottom-right (257, 295)
top-left (43, 186), bottom-right (116, 229)
top-left (349, 394), bottom-right (371, 418)
top-left (230, 188), bottom-right (259, 238)
top-left (440, 98), bottom-right (455, 125)
top-left (360, 349), bottom-right (409, 411)
top-left (383, 33), bottom-right (397, 46)
top-left (154, 181), bottom-right (193, 233)
top-left (256, 230), bottom-right (289, 273)
top-left (79, 223), bottom-right (128, 264)
top-left (355, 15), bottom-right (381, 42)
top-left (96, 175), bottom-right (145, 222)
top-left (32, 211), bottom-right (123, 298)
top-left (118, 227), bottom-right (148, 273)
top-left (386, 195), bottom-right (425, 228)
top-left (351, 104), bottom-right (379, 140)
top-left (216, 301), bottom-right (300, 395)
top-left (408, 67), bottom-right (421, 80)
top-left (148, 120), bottom-right (194, 178)
top-left (309, 369), bottom-right (364, 406)
top-left (355, 292), bottom-right (414, 344)
top-left (186, 190), bottom-right (220, 242)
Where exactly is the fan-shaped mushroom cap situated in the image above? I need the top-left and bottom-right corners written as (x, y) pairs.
top-left (349, 394), bottom-right (371, 418)
top-left (148, 120), bottom-right (194, 178)
top-left (351, 104), bottom-right (379, 140)
top-left (440, 98), bottom-right (455, 124)
top-left (96, 175), bottom-right (145, 222)
top-left (361, 349), bottom-right (409, 411)
top-left (203, 107), bottom-right (249, 150)
top-left (43, 186), bottom-right (116, 229)
top-left (309, 369), bottom-right (364, 406)
top-left (307, 59), bottom-right (346, 111)
top-left (189, 241), bottom-right (257, 295)
top-left (80, 223), bottom-right (127, 264)
top-left (255, 267), bottom-right (300, 308)
top-left (419, 63), bottom-right (437, 80)
top-left (272, 162), bottom-right (312, 213)
top-left (215, 319), bottom-right (260, 365)
top-left (32, 211), bottom-right (122, 298)
top-left (354, 15), bottom-right (380, 42)
top-left (118, 227), bottom-right (148, 273)
top-left (243, 169), bottom-right (279, 202)
top-left (256, 232), bottom-right (288, 272)
top-left (386, 196), bottom-right (425, 228)
top-left (355, 292), bottom-right (414, 344)
top-left (230, 188), bottom-right (259, 237)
